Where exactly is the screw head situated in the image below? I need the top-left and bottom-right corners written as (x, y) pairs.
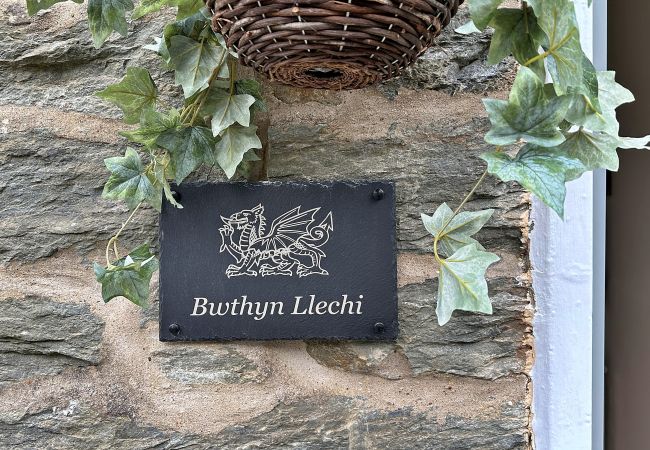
top-left (374, 322), bottom-right (385, 334)
top-left (170, 190), bottom-right (181, 203)
top-left (169, 323), bottom-right (181, 336)
top-left (372, 188), bottom-right (384, 200)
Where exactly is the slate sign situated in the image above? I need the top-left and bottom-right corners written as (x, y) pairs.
top-left (159, 181), bottom-right (397, 341)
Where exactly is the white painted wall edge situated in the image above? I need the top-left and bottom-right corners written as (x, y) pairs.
top-left (531, 1), bottom-right (597, 449)
top-left (591, 1), bottom-right (607, 449)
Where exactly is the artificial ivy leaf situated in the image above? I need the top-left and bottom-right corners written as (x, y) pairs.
top-left (242, 148), bottom-right (261, 162)
top-left (150, 156), bottom-right (183, 209)
top-left (565, 56), bottom-right (601, 127)
top-left (618, 136), bottom-right (650, 150)
top-left (527, 0), bottom-right (583, 93)
top-left (87, 0), bottom-right (134, 48)
top-left (558, 131), bottom-right (650, 180)
top-left (421, 203), bottom-right (494, 258)
top-left (484, 67), bottom-right (570, 147)
top-left (156, 125), bottom-right (215, 182)
top-left (210, 125), bottom-right (262, 179)
top-left (132, 0), bottom-right (201, 19)
top-left (201, 89), bottom-right (256, 136)
top-left (570, 71), bottom-right (635, 134)
top-left (163, 10), bottom-right (210, 45)
top-left (144, 35), bottom-right (173, 68)
top-left (468, 0), bottom-right (504, 30)
top-left (487, 8), bottom-right (546, 79)
top-left (169, 34), bottom-right (228, 98)
top-left (454, 21), bottom-right (481, 35)
top-left (235, 79), bottom-right (267, 113)
top-left (558, 129), bottom-right (620, 179)
top-left (187, 79), bottom-right (229, 111)
top-left (482, 145), bottom-right (585, 217)
top-left (159, 10), bottom-right (220, 65)
top-left (176, 0), bottom-right (203, 19)
top-left (436, 244), bottom-right (499, 326)
top-left (94, 243), bottom-right (159, 307)
top-left (26, 0), bottom-right (83, 15)
top-left (132, 0), bottom-right (179, 19)
top-left (103, 147), bottom-right (162, 211)
top-left (593, 72), bottom-right (634, 134)
top-left (96, 67), bottom-right (158, 124)
top-left (235, 149), bottom-right (262, 178)
top-left (120, 108), bottom-right (180, 147)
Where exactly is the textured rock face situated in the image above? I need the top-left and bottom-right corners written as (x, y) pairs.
top-left (152, 346), bottom-right (269, 384)
top-left (0, 296), bottom-right (104, 385)
top-left (0, 398), bottom-right (528, 449)
top-left (0, 1), bottom-right (532, 448)
top-left (399, 278), bottom-right (530, 379)
top-left (383, 8), bottom-right (512, 95)
top-left (307, 276), bottom-right (530, 380)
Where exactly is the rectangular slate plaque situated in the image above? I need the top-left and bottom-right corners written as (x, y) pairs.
top-left (159, 181), bottom-right (397, 341)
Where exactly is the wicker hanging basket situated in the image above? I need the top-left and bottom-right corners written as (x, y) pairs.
top-left (207, 0), bottom-right (464, 90)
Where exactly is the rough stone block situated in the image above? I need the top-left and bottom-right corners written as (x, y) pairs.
top-left (0, 397), bottom-right (529, 449)
top-left (0, 296), bottom-right (104, 386)
top-left (152, 346), bottom-right (269, 384)
top-left (398, 278), bottom-right (530, 379)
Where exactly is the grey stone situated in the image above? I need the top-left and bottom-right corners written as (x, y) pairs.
top-left (0, 109), bottom-right (525, 261)
top-left (306, 277), bottom-right (529, 380)
top-left (0, 4), bottom-right (525, 263)
top-left (0, 10), bottom-right (177, 117)
top-left (0, 397), bottom-right (529, 449)
top-left (267, 116), bottom-right (528, 254)
top-left (381, 8), bottom-right (515, 95)
top-left (398, 278), bottom-right (530, 379)
top-left (139, 280), bottom-right (159, 329)
top-left (0, 296), bottom-right (104, 385)
top-left (0, 3), bottom-right (531, 445)
top-left (152, 346), bottom-right (268, 384)
top-left (351, 401), bottom-right (529, 449)
top-left (0, 8), bottom-right (173, 263)
top-left (306, 341), bottom-right (407, 379)
top-left (0, 132), bottom-right (159, 262)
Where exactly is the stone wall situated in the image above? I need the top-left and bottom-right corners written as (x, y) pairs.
top-left (0, 2), bottom-right (533, 448)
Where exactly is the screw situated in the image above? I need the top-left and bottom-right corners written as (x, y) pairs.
top-left (374, 322), bottom-right (385, 334)
top-left (169, 323), bottom-right (181, 336)
top-left (372, 188), bottom-right (384, 200)
top-left (170, 190), bottom-right (181, 203)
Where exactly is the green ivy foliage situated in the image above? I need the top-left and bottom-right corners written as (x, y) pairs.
top-left (24, 0), bottom-right (647, 325)
top-left (26, 3), bottom-right (263, 306)
top-left (423, 0), bottom-right (650, 325)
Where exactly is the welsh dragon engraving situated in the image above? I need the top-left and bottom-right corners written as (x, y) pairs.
top-left (218, 204), bottom-right (333, 278)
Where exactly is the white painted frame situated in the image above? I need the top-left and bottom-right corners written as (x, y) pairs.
top-left (531, 1), bottom-right (606, 449)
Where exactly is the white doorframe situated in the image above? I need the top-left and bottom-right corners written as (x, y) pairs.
top-left (591, 2), bottom-right (607, 449)
top-left (530, 1), bottom-right (606, 448)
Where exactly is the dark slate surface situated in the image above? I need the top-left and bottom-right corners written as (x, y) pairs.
top-left (159, 181), bottom-right (398, 341)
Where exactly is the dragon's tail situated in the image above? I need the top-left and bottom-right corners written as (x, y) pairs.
top-left (297, 212), bottom-right (333, 249)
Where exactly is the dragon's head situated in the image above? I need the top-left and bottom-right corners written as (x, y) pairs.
top-left (221, 204), bottom-right (265, 230)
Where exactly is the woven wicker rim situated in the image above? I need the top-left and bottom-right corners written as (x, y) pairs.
top-left (207, 0), bottom-right (463, 89)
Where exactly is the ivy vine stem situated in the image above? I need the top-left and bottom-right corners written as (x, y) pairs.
top-left (433, 168), bottom-right (489, 264)
top-left (523, 28), bottom-right (576, 67)
top-left (188, 51), bottom-right (230, 126)
top-left (105, 202), bottom-right (143, 268)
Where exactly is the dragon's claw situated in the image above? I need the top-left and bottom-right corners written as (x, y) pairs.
top-left (296, 265), bottom-right (329, 277)
top-left (226, 264), bottom-right (257, 277)
top-left (260, 264), bottom-right (292, 277)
